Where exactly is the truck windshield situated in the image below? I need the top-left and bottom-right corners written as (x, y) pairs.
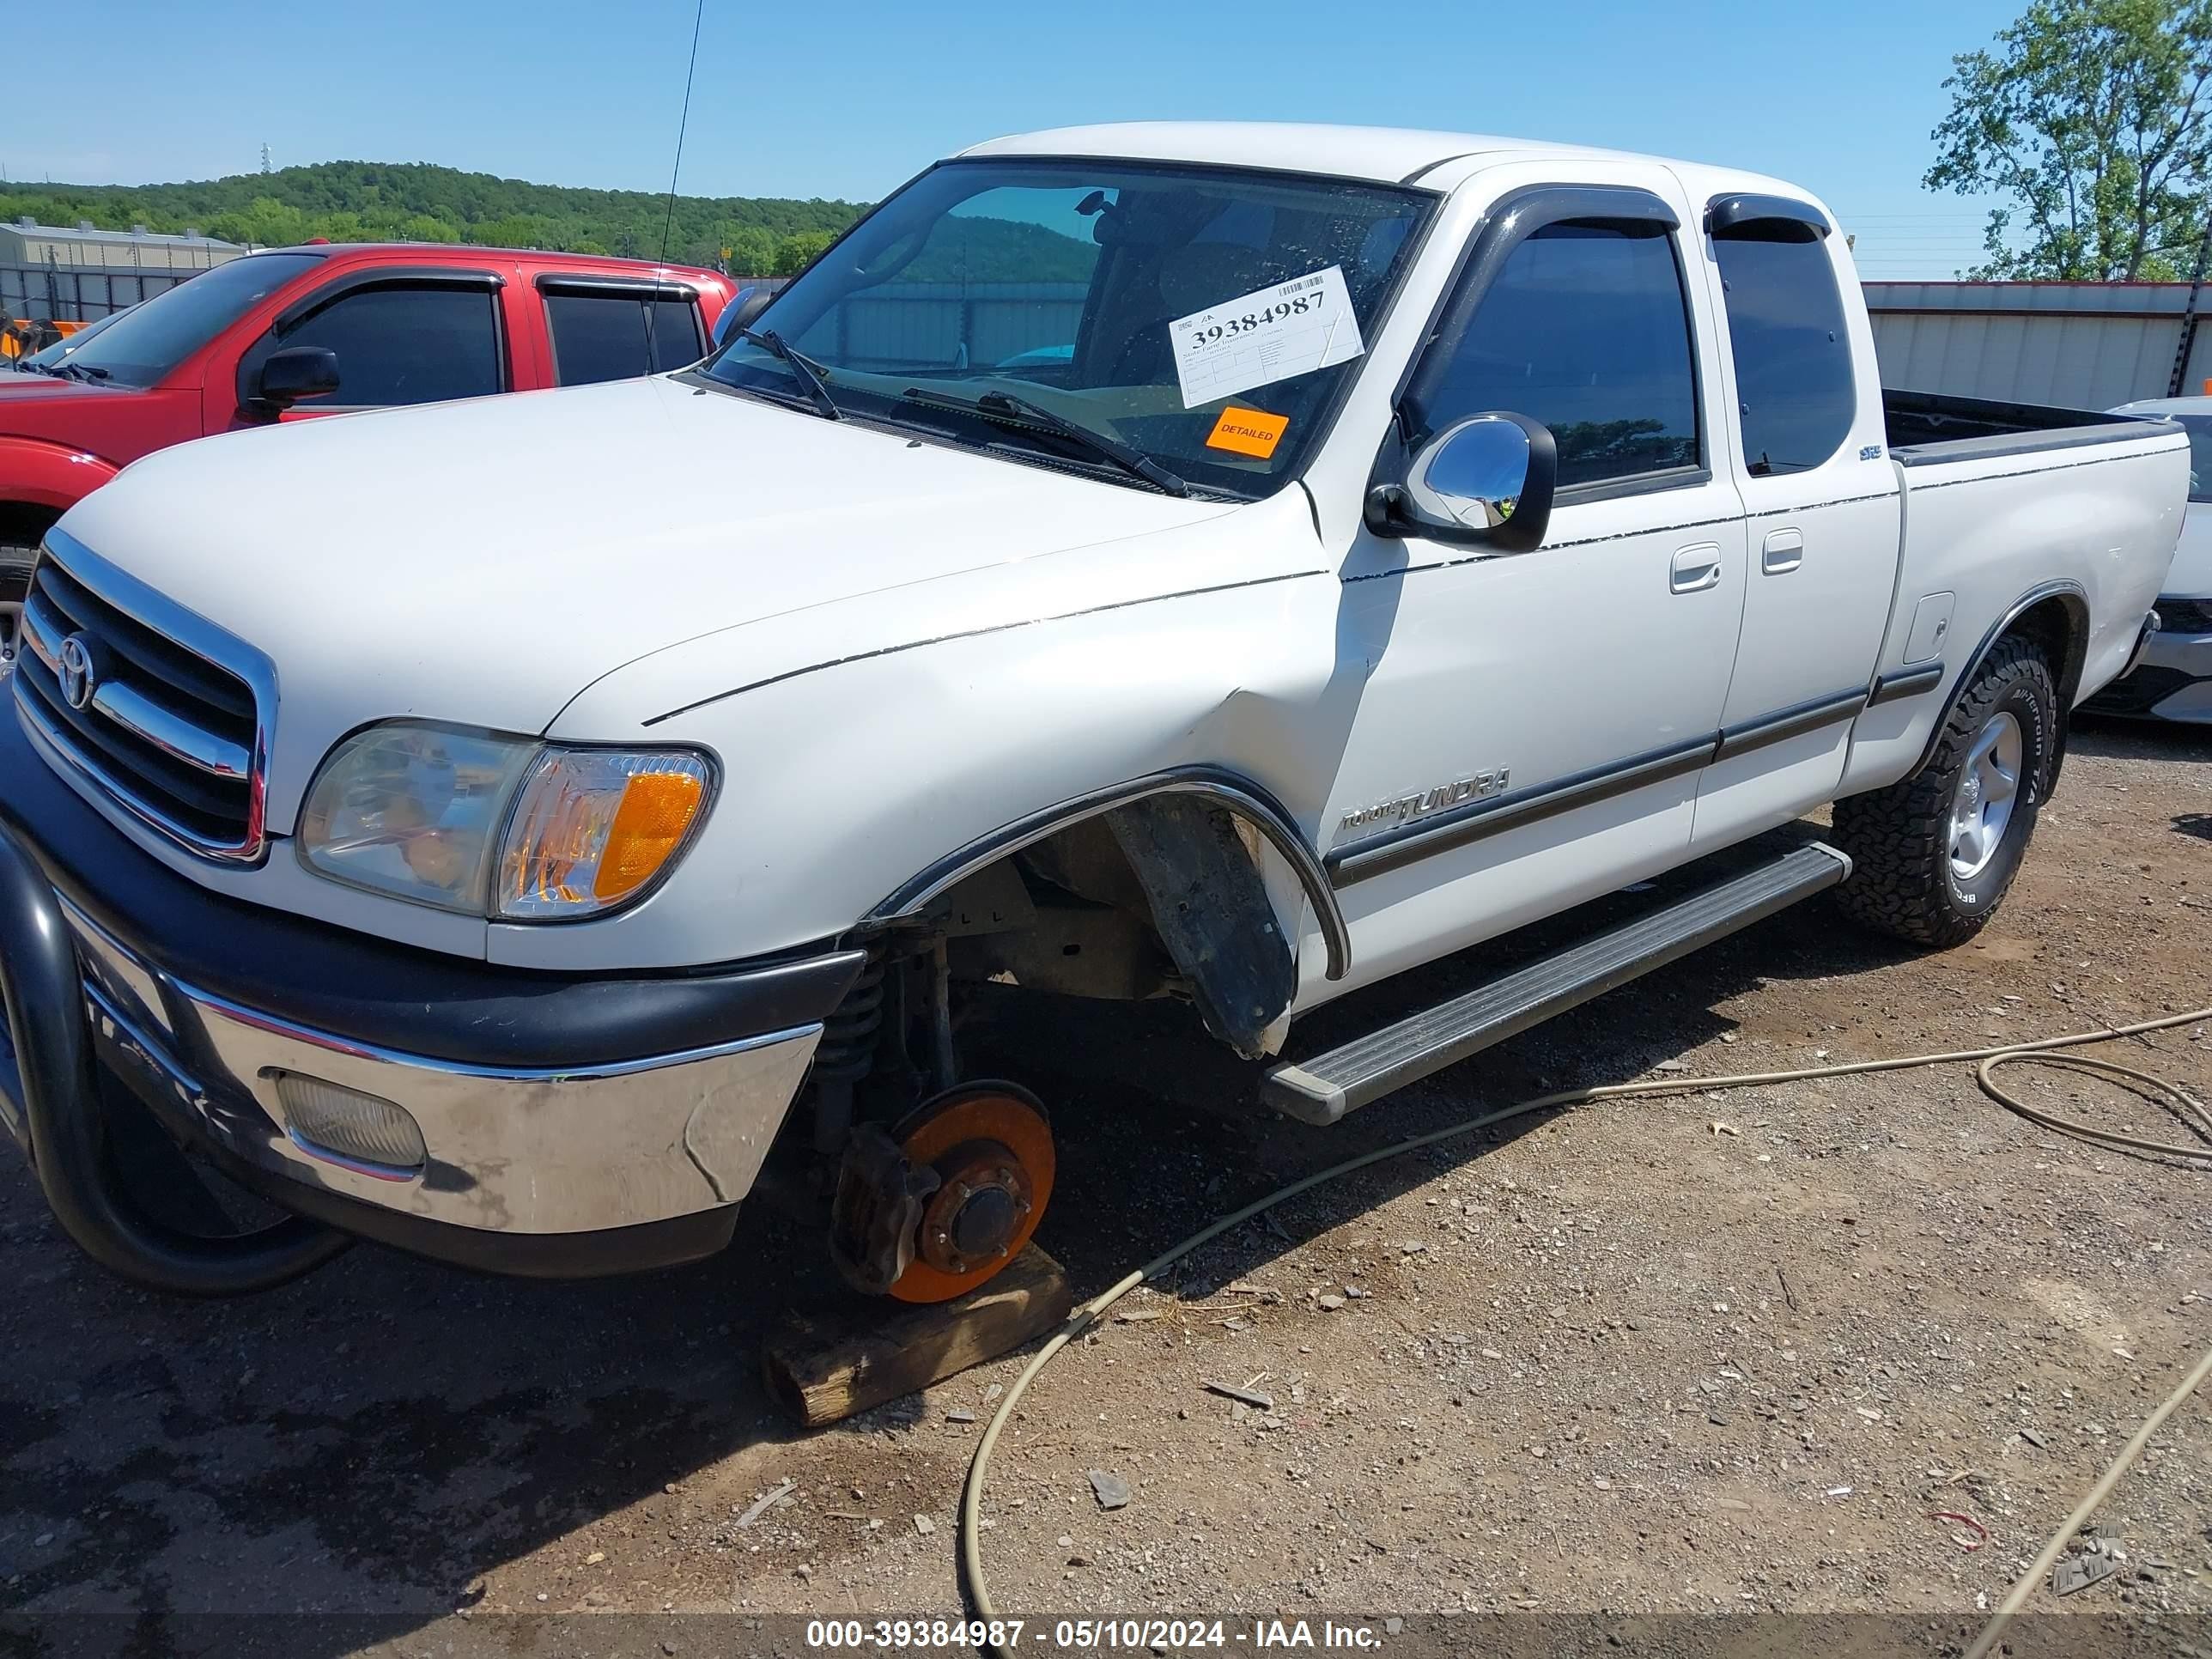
top-left (42, 252), bottom-right (322, 388)
top-left (2173, 415), bottom-right (2212, 503)
top-left (702, 158), bottom-right (1434, 497)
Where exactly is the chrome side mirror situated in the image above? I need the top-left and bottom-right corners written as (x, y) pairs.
top-left (1366, 411), bottom-right (1558, 553)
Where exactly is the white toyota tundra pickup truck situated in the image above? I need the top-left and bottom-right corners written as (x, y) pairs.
top-left (0, 125), bottom-right (2182, 1303)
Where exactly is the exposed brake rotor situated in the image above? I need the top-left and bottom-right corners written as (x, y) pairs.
top-left (829, 1081), bottom-right (1054, 1304)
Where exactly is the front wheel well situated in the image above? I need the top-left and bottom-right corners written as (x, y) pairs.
top-left (924, 796), bottom-right (1298, 1059)
top-left (800, 798), bottom-right (1304, 1162)
top-left (0, 501), bottom-right (62, 551)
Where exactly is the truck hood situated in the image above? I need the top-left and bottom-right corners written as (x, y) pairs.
top-left (56, 374), bottom-right (1231, 826)
top-left (0, 373), bottom-right (139, 427)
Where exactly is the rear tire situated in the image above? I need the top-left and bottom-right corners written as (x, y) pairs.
top-left (0, 542), bottom-right (34, 671)
top-left (1832, 637), bottom-right (2058, 947)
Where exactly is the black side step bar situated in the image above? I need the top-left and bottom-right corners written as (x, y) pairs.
top-left (1262, 842), bottom-right (1852, 1125)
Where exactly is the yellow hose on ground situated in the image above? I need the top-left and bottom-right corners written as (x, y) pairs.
top-left (955, 1006), bottom-right (2212, 1657)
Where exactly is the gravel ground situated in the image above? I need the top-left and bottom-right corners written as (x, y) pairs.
top-left (2, 717), bottom-right (2207, 1659)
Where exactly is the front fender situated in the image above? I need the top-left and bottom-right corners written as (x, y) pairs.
top-left (489, 486), bottom-right (1342, 977)
top-left (0, 436), bottom-right (119, 516)
top-left (509, 570), bottom-right (1345, 972)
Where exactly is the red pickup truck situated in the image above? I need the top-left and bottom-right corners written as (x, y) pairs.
top-left (0, 242), bottom-right (734, 665)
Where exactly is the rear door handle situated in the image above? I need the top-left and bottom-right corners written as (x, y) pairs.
top-left (1670, 542), bottom-right (1723, 594)
top-left (1761, 527), bottom-right (1804, 574)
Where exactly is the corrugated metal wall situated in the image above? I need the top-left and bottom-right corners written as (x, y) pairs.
top-left (1863, 282), bottom-right (2212, 409)
top-left (811, 282), bottom-right (1089, 373)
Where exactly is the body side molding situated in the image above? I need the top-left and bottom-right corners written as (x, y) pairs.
top-left (1869, 661), bottom-right (1945, 705)
top-left (1713, 686), bottom-right (1868, 760)
top-left (1327, 734), bottom-right (1717, 888)
top-left (1330, 683), bottom-right (1881, 888)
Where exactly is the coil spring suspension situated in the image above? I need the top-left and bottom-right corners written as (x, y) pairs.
top-left (811, 945), bottom-right (887, 1152)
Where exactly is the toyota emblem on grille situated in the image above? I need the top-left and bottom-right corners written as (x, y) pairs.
top-left (58, 633), bottom-right (98, 711)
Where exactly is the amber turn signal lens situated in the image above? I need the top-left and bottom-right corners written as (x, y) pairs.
top-left (495, 747), bottom-right (716, 920)
top-left (594, 770), bottom-right (707, 902)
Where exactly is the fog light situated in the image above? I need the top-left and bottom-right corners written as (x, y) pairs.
top-left (273, 1073), bottom-right (427, 1173)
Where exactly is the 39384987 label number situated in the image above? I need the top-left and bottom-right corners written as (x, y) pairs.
top-left (1181, 289), bottom-right (1328, 349)
top-left (806, 1619), bottom-right (1028, 1649)
top-left (1166, 264), bottom-right (1364, 409)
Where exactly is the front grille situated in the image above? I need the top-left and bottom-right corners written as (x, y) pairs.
top-left (2157, 596), bottom-right (2212, 634)
top-left (13, 535), bottom-right (270, 861)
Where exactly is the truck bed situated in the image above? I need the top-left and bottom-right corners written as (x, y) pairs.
top-left (1883, 387), bottom-right (2170, 466)
top-left (1850, 385), bottom-right (2186, 793)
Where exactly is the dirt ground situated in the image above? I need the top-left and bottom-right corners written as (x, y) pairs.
top-left (3, 717), bottom-right (2209, 1659)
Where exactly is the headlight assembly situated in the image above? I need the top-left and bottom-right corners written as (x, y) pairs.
top-left (296, 722), bottom-right (714, 921)
top-left (495, 748), bottom-right (713, 919)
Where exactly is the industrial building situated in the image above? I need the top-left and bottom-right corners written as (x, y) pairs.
top-left (1864, 281), bottom-right (2212, 410)
top-left (0, 219), bottom-right (246, 325)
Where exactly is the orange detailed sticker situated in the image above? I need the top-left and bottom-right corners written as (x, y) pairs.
top-left (1206, 405), bottom-right (1290, 459)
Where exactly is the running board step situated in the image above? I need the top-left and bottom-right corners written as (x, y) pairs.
top-left (1262, 842), bottom-right (1852, 1125)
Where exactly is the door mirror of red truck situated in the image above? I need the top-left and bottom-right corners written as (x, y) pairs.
top-left (250, 346), bottom-right (342, 413)
top-left (711, 287), bottom-right (775, 351)
top-left (1364, 410), bottom-right (1558, 555)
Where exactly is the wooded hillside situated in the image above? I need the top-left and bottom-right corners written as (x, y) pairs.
top-left (0, 161), bottom-right (866, 276)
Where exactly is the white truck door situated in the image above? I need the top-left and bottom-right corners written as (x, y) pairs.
top-left (1316, 182), bottom-right (1749, 997)
top-left (1682, 191), bottom-right (1904, 849)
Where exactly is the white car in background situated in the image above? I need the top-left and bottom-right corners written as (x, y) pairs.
top-left (2096, 397), bottom-right (2212, 722)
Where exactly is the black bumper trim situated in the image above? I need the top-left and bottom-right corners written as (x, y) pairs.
top-left (0, 708), bottom-right (862, 1068)
top-left (0, 814), bottom-right (351, 1294)
top-left (2081, 663), bottom-right (2203, 716)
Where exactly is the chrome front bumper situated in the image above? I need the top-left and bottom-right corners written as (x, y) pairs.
top-left (64, 896), bottom-right (823, 1238)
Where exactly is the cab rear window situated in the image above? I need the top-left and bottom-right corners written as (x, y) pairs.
top-left (546, 292), bottom-right (703, 386)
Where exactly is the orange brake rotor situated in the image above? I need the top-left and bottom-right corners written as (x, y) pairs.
top-left (886, 1083), bottom-right (1054, 1304)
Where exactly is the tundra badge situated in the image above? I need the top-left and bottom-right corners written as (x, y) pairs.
top-left (1340, 770), bottom-right (1510, 836)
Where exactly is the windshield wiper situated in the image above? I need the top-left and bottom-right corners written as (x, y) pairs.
top-left (49, 361), bottom-right (109, 383)
top-left (736, 328), bottom-right (840, 421)
top-left (900, 386), bottom-right (1188, 497)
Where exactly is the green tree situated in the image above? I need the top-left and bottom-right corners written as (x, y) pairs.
top-left (725, 225), bottom-right (780, 276)
top-left (1, 161), bottom-right (869, 267)
top-left (1927, 0), bottom-right (2212, 280)
top-left (396, 214), bottom-right (462, 244)
top-left (207, 195), bottom-right (313, 248)
top-left (773, 230), bottom-right (836, 276)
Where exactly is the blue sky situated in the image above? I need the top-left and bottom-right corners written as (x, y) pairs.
top-left (27, 0), bottom-right (2024, 278)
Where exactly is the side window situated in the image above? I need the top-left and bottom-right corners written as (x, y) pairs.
top-left (280, 285), bottom-right (501, 406)
top-left (1711, 228), bottom-right (1855, 476)
top-left (1422, 223), bottom-right (1701, 490)
top-left (544, 292), bottom-right (704, 386)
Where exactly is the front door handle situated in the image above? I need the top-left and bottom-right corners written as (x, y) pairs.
top-left (1762, 527), bottom-right (1804, 574)
top-left (1670, 542), bottom-right (1723, 594)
